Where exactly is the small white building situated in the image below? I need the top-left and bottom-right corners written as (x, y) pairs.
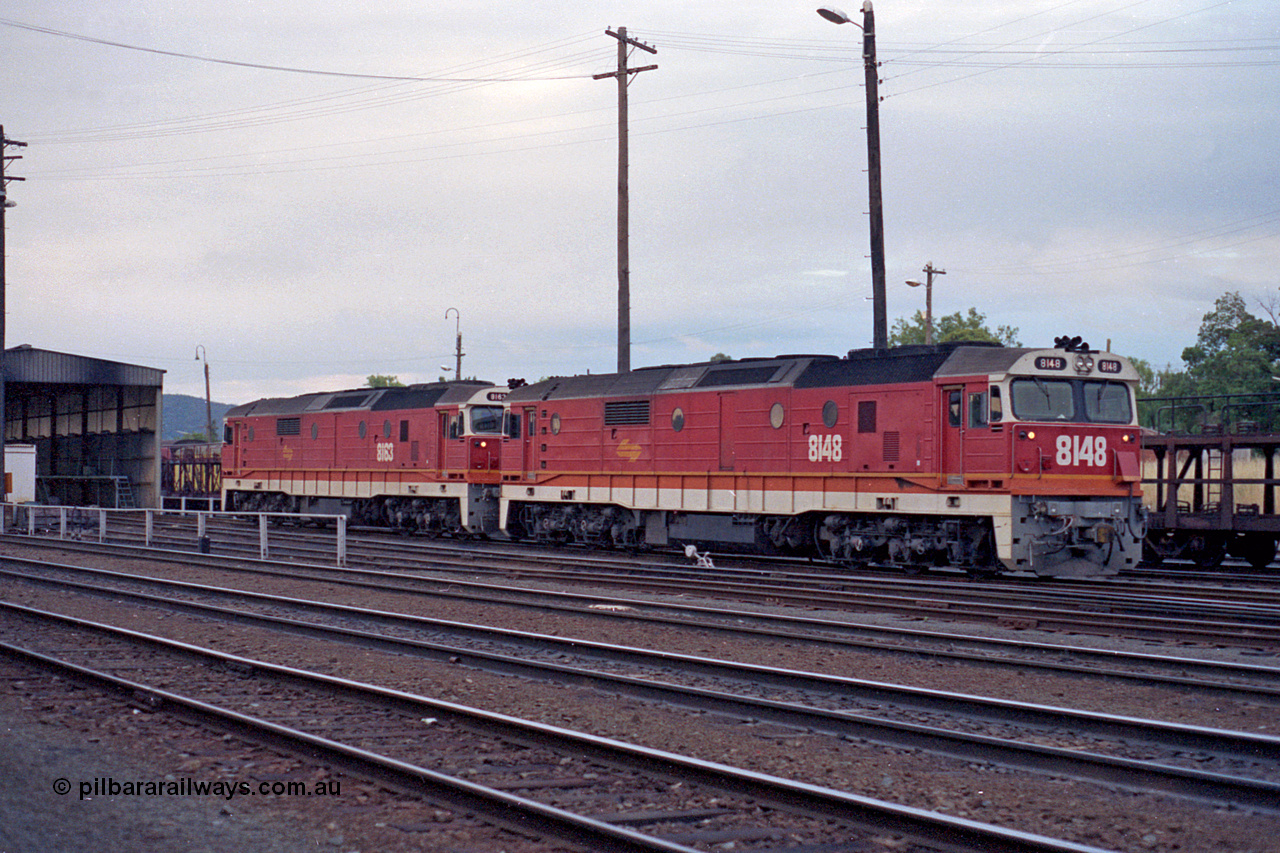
top-left (4, 444), bottom-right (35, 503)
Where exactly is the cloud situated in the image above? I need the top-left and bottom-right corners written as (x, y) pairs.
top-left (4, 1), bottom-right (1276, 398)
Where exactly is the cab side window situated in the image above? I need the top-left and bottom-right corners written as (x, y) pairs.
top-left (969, 392), bottom-right (988, 428)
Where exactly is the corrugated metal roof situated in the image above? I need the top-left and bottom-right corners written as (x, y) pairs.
top-left (3, 345), bottom-right (164, 387)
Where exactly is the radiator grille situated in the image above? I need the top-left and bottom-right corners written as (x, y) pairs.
top-left (604, 400), bottom-right (651, 426)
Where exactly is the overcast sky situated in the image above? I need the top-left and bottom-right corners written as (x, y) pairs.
top-left (3, 1), bottom-right (1277, 401)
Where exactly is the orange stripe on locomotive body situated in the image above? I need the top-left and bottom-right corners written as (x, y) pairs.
top-left (499, 343), bottom-right (1147, 577)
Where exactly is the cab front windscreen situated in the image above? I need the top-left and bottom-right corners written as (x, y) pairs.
top-left (1010, 378), bottom-right (1131, 424)
top-left (469, 406), bottom-right (504, 434)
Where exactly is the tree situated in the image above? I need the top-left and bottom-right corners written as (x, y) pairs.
top-left (1138, 291), bottom-right (1280, 431)
top-left (366, 374), bottom-right (405, 388)
top-left (709, 353), bottom-right (732, 363)
top-left (889, 307), bottom-right (1021, 347)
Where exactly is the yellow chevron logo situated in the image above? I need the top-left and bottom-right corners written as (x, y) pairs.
top-left (617, 439), bottom-right (642, 463)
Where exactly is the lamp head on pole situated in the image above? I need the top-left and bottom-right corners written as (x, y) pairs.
top-left (816, 6), bottom-right (860, 26)
top-left (905, 279), bottom-right (923, 288)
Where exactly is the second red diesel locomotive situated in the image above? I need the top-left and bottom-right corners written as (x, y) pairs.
top-left (222, 340), bottom-right (1146, 577)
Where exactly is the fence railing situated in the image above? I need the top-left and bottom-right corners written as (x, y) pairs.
top-left (0, 503), bottom-right (347, 566)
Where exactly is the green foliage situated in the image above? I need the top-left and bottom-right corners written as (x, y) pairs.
top-left (366, 374), bottom-right (405, 388)
top-left (1137, 292), bottom-right (1280, 432)
top-left (709, 352), bottom-right (733, 363)
top-left (889, 307), bottom-right (1021, 347)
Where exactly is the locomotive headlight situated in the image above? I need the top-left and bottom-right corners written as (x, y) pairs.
top-left (1074, 354), bottom-right (1094, 374)
top-left (1019, 429), bottom-right (1036, 440)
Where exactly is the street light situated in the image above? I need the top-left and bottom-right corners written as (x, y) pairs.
top-left (445, 308), bottom-right (463, 380)
top-left (817, 7), bottom-right (858, 25)
top-left (905, 262), bottom-right (946, 346)
top-left (817, 2), bottom-right (887, 351)
top-left (195, 345), bottom-right (214, 442)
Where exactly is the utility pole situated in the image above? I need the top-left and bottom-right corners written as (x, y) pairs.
top-left (817, 2), bottom-right (886, 350)
top-left (861, 3), bottom-right (887, 351)
top-left (594, 28), bottom-right (656, 374)
top-left (906, 262), bottom-right (946, 345)
top-left (0, 126), bottom-right (27, 504)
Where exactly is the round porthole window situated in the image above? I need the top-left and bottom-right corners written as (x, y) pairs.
top-left (383, 420), bottom-right (392, 439)
top-left (358, 421), bottom-right (367, 439)
top-left (769, 403), bottom-right (785, 430)
top-left (550, 413), bottom-right (562, 435)
top-left (822, 400), bottom-right (838, 429)
top-left (311, 422), bottom-right (319, 440)
top-left (247, 426), bottom-right (255, 442)
top-left (671, 408), bottom-right (685, 432)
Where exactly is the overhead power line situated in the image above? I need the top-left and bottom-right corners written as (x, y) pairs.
top-left (0, 18), bottom-right (599, 82)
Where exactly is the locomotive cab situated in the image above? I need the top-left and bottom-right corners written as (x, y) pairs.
top-left (440, 389), bottom-right (507, 484)
top-left (992, 346), bottom-right (1146, 576)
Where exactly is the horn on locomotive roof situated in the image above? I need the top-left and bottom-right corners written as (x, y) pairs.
top-left (1054, 335), bottom-right (1092, 353)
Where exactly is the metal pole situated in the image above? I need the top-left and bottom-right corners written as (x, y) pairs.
top-left (445, 308), bottom-right (462, 379)
top-left (203, 359), bottom-right (213, 441)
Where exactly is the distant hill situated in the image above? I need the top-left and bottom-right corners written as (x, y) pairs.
top-left (163, 393), bottom-right (236, 443)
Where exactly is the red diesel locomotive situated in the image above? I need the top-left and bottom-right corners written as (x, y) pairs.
top-left (222, 380), bottom-right (510, 534)
top-left (222, 340), bottom-right (1146, 577)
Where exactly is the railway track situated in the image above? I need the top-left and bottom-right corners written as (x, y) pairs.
top-left (11, 522), bottom-right (1280, 650)
top-left (4, 541), bottom-right (1279, 692)
top-left (2, 552), bottom-right (1279, 814)
top-left (32, 509), bottom-right (1280, 597)
top-left (0, 602), bottom-right (1118, 853)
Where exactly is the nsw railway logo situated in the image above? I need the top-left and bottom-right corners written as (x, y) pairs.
top-left (616, 439), bottom-right (642, 462)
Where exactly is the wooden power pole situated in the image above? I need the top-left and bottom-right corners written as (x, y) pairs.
top-left (0, 126), bottom-right (27, 503)
top-left (594, 28), bottom-right (656, 374)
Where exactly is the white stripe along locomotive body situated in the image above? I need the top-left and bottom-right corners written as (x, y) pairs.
top-left (223, 342), bottom-right (1146, 577)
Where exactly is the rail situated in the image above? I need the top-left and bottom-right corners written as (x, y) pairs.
top-left (0, 503), bottom-right (347, 566)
